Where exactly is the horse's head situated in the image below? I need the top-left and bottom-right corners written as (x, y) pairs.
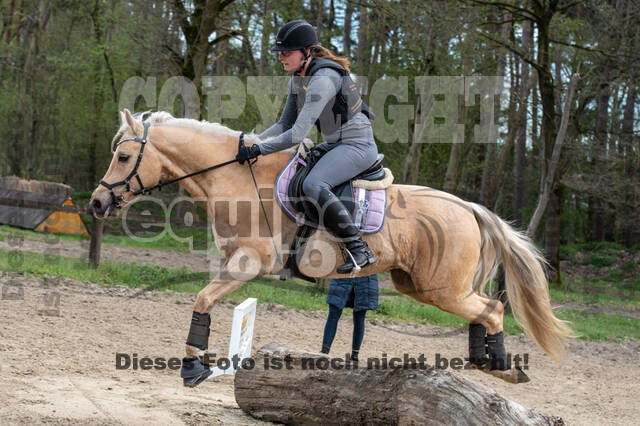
top-left (90, 109), bottom-right (163, 218)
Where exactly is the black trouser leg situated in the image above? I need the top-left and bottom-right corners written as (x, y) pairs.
top-left (321, 305), bottom-right (343, 353)
top-left (351, 310), bottom-right (366, 361)
top-left (317, 189), bottom-right (376, 273)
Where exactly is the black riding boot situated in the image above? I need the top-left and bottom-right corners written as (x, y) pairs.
top-left (318, 189), bottom-right (376, 274)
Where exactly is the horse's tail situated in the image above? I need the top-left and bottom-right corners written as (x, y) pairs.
top-left (470, 202), bottom-right (574, 361)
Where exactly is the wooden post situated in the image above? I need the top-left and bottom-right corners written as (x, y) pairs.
top-left (89, 216), bottom-right (103, 268)
top-left (318, 278), bottom-right (331, 293)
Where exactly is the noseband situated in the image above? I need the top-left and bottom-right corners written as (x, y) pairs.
top-left (99, 121), bottom-right (151, 209)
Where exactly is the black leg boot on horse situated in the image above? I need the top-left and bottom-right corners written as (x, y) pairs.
top-left (468, 322), bottom-right (531, 384)
top-left (180, 311), bottom-right (213, 387)
top-left (318, 189), bottom-right (376, 274)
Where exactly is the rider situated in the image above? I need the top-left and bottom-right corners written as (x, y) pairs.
top-left (236, 19), bottom-right (378, 274)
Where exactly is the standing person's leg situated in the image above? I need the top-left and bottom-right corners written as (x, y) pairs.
top-left (351, 309), bottom-right (367, 361)
top-left (321, 304), bottom-right (343, 353)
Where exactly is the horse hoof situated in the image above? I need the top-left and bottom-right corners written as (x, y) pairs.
top-left (183, 369), bottom-right (213, 387)
top-left (512, 366), bottom-right (531, 383)
top-left (472, 364), bottom-right (531, 384)
top-left (181, 357), bottom-right (212, 388)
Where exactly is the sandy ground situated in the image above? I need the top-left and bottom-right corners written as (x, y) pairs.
top-left (1, 268), bottom-right (639, 426)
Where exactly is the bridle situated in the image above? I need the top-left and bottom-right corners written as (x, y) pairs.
top-left (99, 121), bottom-right (239, 211)
top-left (97, 124), bottom-right (282, 264)
top-left (99, 122), bottom-right (152, 211)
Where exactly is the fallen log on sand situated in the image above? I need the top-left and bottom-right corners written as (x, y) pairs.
top-left (234, 343), bottom-right (563, 425)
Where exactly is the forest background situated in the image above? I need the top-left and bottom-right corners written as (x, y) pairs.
top-left (1, 0), bottom-right (639, 281)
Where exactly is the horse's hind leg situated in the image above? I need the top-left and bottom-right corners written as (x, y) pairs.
top-left (428, 290), bottom-right (529, 383)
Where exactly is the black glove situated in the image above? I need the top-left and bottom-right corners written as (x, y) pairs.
top-left (236, 143), bottom-right (261, 165)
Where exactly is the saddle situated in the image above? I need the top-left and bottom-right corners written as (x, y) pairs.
top-left (287, 142), bottom-right (386, 224)
top-left (275, 143), bottom-right (389, 282)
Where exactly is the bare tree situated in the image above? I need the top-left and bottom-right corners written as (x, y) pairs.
top-left (169, 0), bottom-right (239, 89)
top-left (513, 19), bottom-right (532, 227)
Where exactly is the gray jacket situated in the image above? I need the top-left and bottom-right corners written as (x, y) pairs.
top-left (258, 68), bottom-right (373, 154)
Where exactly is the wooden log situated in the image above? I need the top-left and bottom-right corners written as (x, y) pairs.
top-left (235, 343), bottom-right (564, 426)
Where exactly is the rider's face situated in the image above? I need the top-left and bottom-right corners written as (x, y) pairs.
top-left (278, 49), bottom-right (305, 72)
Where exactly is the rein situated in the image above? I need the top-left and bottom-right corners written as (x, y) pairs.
top-left (100, 126), bottom-right (282, 264)
top-left (99, 122), bottom-right (239, 208)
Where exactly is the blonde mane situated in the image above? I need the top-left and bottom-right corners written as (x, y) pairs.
top-left (110, 111), bottom-right (259, 152)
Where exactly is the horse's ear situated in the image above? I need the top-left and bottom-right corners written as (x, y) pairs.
top-left (119, 110), bottom-right (126, 126)
top-left (123, 108), bottom-right (143, 137)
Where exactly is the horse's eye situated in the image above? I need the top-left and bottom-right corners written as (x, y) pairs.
top-left (118, 154), bottom-right (130, 163)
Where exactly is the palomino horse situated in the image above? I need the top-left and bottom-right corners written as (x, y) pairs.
top-left (91, 110), bottom-right (572, 386)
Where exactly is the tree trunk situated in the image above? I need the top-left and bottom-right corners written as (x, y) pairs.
top-left (526, 2), bottom-right (564, 278)
top-left (478, 10), bottom-right (509, 204)
top-left (310, 0), bottom-right (323, 42)
top-left (400, 30), bottom-right (436, 186)
top-left (545, 184), bottom-right (563, 283)
top-left (531, 76), bottom-right (539, 157)
top-left (12, 1), bottom-right (45, 177)
top-left (89, 0), bottom-right (106, 187)
top-left (591, 72), bottom-right (611, 241)
top-left (622, 87), bottom-right (638, 246)
top-left (513, 20), bottom-right (532, 227)
top-left (343, 0), bottom-right (352, 57)
top-left (402, 97), bottom-right (429, 185)
top-left (444, 25), bottom-right (475, 193)
top-left (235, 343), bottom-right (564, 426)
top-left (171, 0), bottom-right (238, 95)
top-left (356, 5), bottom-right (369, 75)
top-left (484, 48), bottom-right (522, 208)
top-left (528, 74), bottom-right (579, 238)
top-left (258, 0), bottom-right (270, 75)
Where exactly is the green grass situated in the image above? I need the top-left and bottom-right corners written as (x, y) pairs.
top-left (557, 275), bottom-right (639, 300)
top-left (0, 223), bottom-right (218, 254)
top-left (587, 253), bottom-right (617, 267)
top-left (0, 247), bottom-right (206, 291)
top-left (3, 248), bottom-right (638, 342)
top-left (549, 288), bottom-right (639, 307)
top-left (559, 245), bottom-right (580, 262)
top-left (560, 242), bottom-right (632, 265)
top-left (609, 268), bottom-right (622, 281)
top-left (621, 261), bottom-right (637, 273)
top-left (556, 310), bottom-right (640, 341)
top-left (0, 224), bottom-right (89, 243)
top-left (101, 228), bottom-right (218, 253)
top-left (575, 241), bottom-right (626, 252)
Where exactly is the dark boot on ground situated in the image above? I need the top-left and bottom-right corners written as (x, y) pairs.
top-left (317, 189), bottom-right (376, 274)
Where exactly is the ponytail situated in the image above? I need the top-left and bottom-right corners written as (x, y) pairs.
top-left (309, 45), bottom-right (351, 73)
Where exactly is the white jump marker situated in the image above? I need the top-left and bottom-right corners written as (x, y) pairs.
top-left (209, 298), bottom-right (257, 378)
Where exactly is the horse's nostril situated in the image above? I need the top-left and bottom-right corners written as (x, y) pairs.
top-left (92, 199), bottom-right (102, 211)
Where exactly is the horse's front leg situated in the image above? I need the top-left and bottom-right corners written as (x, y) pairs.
top-left (181, 248), bottom-right (261, 387)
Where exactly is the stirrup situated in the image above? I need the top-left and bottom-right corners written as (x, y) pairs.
top-left (337, 244), bottom-right (376, 274)
top-left (344, 247), bottom-right (362, 273)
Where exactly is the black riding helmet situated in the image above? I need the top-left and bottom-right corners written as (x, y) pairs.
top-left (272, 20), bottom-right (318, 51)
